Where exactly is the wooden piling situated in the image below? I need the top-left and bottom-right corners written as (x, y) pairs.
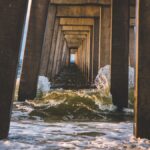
top-left (18, 0), bottom-right (49, 101)
top-left (40, 5), bottom-right (57, 76)
top-left (100, 7), bottom-right (111, 67)
top-left (111, 0), bottom-right (130, 109)
top-left (93, 19), bottom-right (100, 80)
top-left (47, 19), bottom-right (59, 79)
top-left (0, 0), bottom-right (27, 139)
top-left (135, 0), bottom-right (150, 139)
top-left (51, 26), bottom-right (62, 78)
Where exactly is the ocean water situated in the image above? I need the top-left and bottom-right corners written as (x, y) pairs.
top-left (0, 89), bottom-right (148, 150)
top-left (0, 102), bottom-right (149, 150)
top-left (1, 121), bottom-right (134, 150)
top-left (10, 65), bottom-right (150, 150)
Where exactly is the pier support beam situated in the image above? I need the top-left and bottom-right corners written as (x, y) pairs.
top-left (89, 27), bottom-right (94, 82)
top-left (83, 39), bottom-right (86, 78)
top-left (87, 33), bottom-right (91, 82)
top-left (60, 42), bottom-right (67, 70)
top-left (66, 48), bottom-right (70, 66)
top-left (100, 7), bottom-right (111, 67)
top-left (111, 0), bottom-right (129, 109)
top-left (50, 0), bottom-right (111, 5)
top-left (93, 19), bottom-right (100, 80)
top-left (51, 26), bottom-right (62, 78)
top-left (60, 18), bottom-right (94, 26)
top-left (18, 0), bottom-right (49, 101)
top-left (0, 0), bottom-right (27, 139)
top-left (40, 5), bottom-right (56, 76)
top-left (56, 5), bottom-right (100, 18)
top-left (129, 26), bottom-right (135, 68)
top-left (47, 19), bottom-right (59, 79)
top-left (56, 33), bottom-right (64, 75)
top-left (135, 0), bottom-right (150, 139)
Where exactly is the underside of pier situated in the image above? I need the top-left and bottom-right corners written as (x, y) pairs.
top-left (0, 0), bottom-right (150, 140)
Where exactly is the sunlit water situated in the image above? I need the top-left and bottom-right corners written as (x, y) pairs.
top-left (1, 89), bottom-right (150, 150)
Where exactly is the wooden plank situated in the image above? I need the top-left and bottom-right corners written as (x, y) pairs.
top-left (62, 26), bottom-right (91, 31)
top-left (51, 0), bottom-right (111, 5)
top-left (51, 0), bottom-right (135, 6)
top-left (56, 5), bottom-right (100, 17)
top-left (66, 37), bottom-right (82, 48)
top-left (65, 35), bottom-right (87, 39)
top-left (60, 18), bottom-right (94, 26)
top-left (63, 31), bottom-right (89, 35)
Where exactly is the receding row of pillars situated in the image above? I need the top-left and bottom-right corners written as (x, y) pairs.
top-left (0, 0), bottom-right (150, 140)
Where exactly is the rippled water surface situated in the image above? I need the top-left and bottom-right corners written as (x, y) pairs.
top-left (1, 120), bottom-right (150, 150)
top-left (1, 89), bottom-right (150, 150)
top-left (8, 121), bottom-right (132, 149)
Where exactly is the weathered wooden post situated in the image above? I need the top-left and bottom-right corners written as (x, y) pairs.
top-left (66, 48), bottom-right (70, 66)
top-left (51, 26), bottom-right (62, 78)
top-left (82, 39), bottom-right (86, 76)
top-left (129, 26), bottom-right (136, 68)
top-left (93, 19), bottom-right (100, 80)
top-left (129, 6), bottom-right (136, 68)
top-left (40, 5), bottom-right (57, 76)
top-left (60, 42), bottom-right (67, 70)
top-left (135, 0), bottom-right (150, 139)
top-left (0, 0), bottom-right (27, 139)
top-left (68, 48), bottom-right (71, 66)
top-left (47, 19), bottom-right (59, 80)
top-left (84, 38), bottom-right (88, 81)
top-left (80, 44), bottom-right (84, 73)
top-left (86, 33), bottom-right (91, 82)
top-left (100, 7), bottom-right (111, 67)
top-left (18, 0), bottom-right (49, 101)
top-left (56, 33), bottom-right (64, 74)
top-left (111, 0), bottom-right (130, 109)
top-left (89, 27), bottom-right (94, 82)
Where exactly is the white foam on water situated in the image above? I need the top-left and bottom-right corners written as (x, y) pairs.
top-left (15, 76), bottom-right (51, 100)
top-left (37, 76), bottom-right (51, 94)
top-left (128, 66), bottom-right (135, 88)
top-left (0, 120), bottom-right (150, 150)
top-left (95, 65), bottom-right (135, 95)
top-left (95, 65), bottom-right (111, 96)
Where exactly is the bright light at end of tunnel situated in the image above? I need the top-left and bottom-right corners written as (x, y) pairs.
top-left (70, 54), bottom-right (75, 63)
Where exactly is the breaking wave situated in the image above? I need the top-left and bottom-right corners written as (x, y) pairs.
top-left (13, 89), bottom-right (133, 122)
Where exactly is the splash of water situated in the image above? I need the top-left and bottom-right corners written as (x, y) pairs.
top-left (13, 89), bottom-right (133, 122)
